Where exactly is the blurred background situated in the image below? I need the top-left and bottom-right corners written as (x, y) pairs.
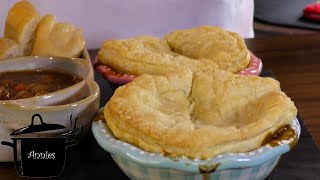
top-left (1, 0), bottom-right (320, 47)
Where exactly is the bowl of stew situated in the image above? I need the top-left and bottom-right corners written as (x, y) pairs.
top-left (0, 56), bottom-right (94, 106)
top-left (0, 56), bottom-right (100, 162)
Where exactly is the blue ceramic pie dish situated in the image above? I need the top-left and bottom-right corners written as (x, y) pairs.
top-left (92, 108), bottom-right (300, 180)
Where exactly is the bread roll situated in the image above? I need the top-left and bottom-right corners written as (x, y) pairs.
top-left (31, 14), bottom-right (85, 58)
top-left (4, 0), bottom-right (39, 55)
top-left (0, 38), bottom-right (23, 59)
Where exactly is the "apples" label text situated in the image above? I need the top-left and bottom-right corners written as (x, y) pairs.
top-left (28, 151), bottom-right (55, 159)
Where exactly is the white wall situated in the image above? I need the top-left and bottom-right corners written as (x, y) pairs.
top-left (0, 0), bottom-right (254, 49)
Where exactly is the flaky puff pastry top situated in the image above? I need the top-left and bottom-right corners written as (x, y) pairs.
top-left (165, 26), bottom-right (250, 73)
top-left (105, 70), bottom-right (297, 159)
top-left (31, 15), bottom-right (85, 58)
top-left (98, 36), bottom-right (219, 76)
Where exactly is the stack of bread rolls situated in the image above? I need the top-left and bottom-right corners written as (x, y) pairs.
top-left (0, 0), bottom-right (85, 59)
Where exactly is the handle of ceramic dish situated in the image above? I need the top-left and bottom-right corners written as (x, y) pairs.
top-left (31, 114), bottom-right (45, 126)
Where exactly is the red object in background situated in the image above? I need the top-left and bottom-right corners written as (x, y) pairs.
top-left (303, 3), bottom-right (320, 21)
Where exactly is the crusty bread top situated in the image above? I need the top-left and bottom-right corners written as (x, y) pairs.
top-left (0, 38), bottom-right (23, 59)
top-left (4, 0), bottom-right (39, 45)
top-left (31, 14), bottom-right (85, 58)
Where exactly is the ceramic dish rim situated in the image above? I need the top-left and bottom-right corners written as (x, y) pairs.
top-left (0, 56), bottom-right (95, 104)
top-left (0, 79), bottom-right (87, 104)
top-left (92, 109), bottom-right (301, 173)
top-left (0, 79), bottom-right (100, 109)
top-left (0, 55), bottom-right (94, 80)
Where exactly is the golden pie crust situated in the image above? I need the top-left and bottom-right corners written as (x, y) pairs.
top-left (104, 70), bottom-right (297, 159)
top-left (98, 36), bottom-right (219, 76)
top-left (165, 26), bottom-right (250, 73)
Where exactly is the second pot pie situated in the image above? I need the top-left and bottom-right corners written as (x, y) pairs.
top-left (165, 26), bottom-right (250, 73)
top-left (97, 36), bottom-right (219, 76)
top-left (104, 70), bottom-right (297, 159)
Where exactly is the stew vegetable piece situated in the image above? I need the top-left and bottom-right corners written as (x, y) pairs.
top-left (0, 70), bottom-right (82, 100)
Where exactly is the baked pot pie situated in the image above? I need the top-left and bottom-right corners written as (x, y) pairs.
top-left (97, 36), bottom-right (219, 76)
top-left (104, 70), bottom-right (297, 159)
top-left (165, 26), bottom-right (250, 73)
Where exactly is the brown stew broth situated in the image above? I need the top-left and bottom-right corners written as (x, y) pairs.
top-left (0, 70), bottom-right (82, 100)
top-left (262, 124), bottom-right (297, 148)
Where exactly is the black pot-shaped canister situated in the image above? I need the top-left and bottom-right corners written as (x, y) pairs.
top-left (2, 137), bottom-right (76, 177)
top-left (1, 114), bottom-right (77, 177)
